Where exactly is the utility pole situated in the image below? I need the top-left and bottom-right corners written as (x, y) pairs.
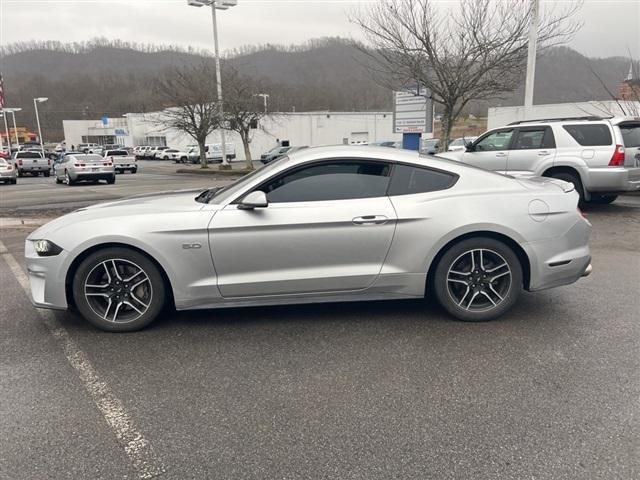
top-left (524, 0), bottom-right (539, 110)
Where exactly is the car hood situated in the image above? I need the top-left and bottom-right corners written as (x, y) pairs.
top-left (28, 189), bottom-right (211, 240)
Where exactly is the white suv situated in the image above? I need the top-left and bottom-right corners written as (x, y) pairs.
top-left (437, 116), bottom-right (640, 204)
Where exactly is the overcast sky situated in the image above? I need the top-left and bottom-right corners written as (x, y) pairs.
top-left (0, 0), bottom-right (638, 59)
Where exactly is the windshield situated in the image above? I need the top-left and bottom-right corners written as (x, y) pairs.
top-left (197, 157), bottom-right (288, 204)
top-left (449, 138), bottom-right (465, 146)
top-left (620, 123), bottom-right (640, 148)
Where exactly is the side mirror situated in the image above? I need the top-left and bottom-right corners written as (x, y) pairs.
top-left (238, 190), bottom-right (268, 210)
top-left (465, 142), bottom-right (475, 152)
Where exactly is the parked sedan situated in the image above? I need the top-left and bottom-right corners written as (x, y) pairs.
top-left (0, 158), bottom-right (17, 184)
top-left (53, 153), bottom-right (116, 185)
top-left (448, 136), bottom-right (478, 152)
top-left (261, 146), bottom-right (292, 164)
top-left (26, 146), bottom-right (592, 332)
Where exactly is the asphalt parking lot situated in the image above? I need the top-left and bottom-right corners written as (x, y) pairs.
top-left (1, 165), bottom-right (639, 479)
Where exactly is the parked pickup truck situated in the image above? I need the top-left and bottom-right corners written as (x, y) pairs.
top-left (104, 149), bottom-right (137, 174)
top-left (12, 150), bottom-right (51, 177)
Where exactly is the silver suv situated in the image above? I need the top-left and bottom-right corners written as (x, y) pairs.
top-left (437, 116), bottom-right (640, 204)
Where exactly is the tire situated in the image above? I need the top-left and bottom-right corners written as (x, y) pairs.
top-left (55, 176), bottom-right (63, 184)
top-left (65, 170), bottom-right (75, 185)
top-left (11, 179), bottom-right (17, 184)
top-left (72, 247), bottom-right (166, 332)
top-left (433, 237), bottom-right (523, 322)
top-left (546, 171), bottom-right (585, 206)
top-left (44, 171), bottom-right (50, 177)
top-left (163, 156), bottom-right (169, 161)
top-left (180, 157), bottom-right (187, 163)
top-left (131, 168), bottom-right (137, 174)
top-left (17, 168), bottom-right (23, 177)
top-left (589, 194), bottom-right (617, 205)
top-left (107, 175), bottom-right (116, 184)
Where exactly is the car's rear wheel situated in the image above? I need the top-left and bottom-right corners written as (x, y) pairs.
top-left (44, 171), bottom-right (50, 177)
top-left (589, 194), bottom-right (617, 204)
top-left (433, 237), bottom-right (522, 322)
top-left (107, 175), bottom-right (116, 184)
top-left (72, 248), bottom-right (166, 332)
top-left (131, 168), bottom-right (137, 174)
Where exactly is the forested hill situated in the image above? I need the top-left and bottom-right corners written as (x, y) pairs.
top-left (1, 38), bottom-right (631, 139)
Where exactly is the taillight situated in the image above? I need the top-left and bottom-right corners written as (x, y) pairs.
top-left (609, 145), bottom-right (625, 166)
top-left (6, 164), bottom-right (13, 170)
top-left (74, 163), bottom-right (86, 167)
top-left (18, 159), bottom-right (23, 166)
top-left (47, 159), bottom-right (51, 166)
top-left (103, 162), bottom-right (112, 166)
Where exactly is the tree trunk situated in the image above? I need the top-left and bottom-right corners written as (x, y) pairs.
top-left (238, 131), bottom-right (253, 170)
top-left (242, 133), bottom-right (253, 171)
top-left (198, 138), bottom-right (208, 169)
top-left (438, 105), bottom-right (455, 153)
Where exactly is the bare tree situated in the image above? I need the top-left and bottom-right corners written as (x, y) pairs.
top-left (154, 62), bottom-right (220, 168)
top-left (221, 67), bottom-right (270, 170)
top-left (351, 0), bottom-right (581, 150)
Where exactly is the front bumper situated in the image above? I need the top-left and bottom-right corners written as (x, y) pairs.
top-left (0, 171), bottom-right (17, 179)
top-left (585, 166), bottom-right (640, 193)
top-left (24, 239), bottom-right (70, 310)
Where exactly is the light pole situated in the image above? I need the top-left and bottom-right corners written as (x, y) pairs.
top-left (3, 108), bottom-right (22, 148)
top-left (524, 0), bottom-right (539, 109)
top-left (34, 97), bottom-right (48, 158)
top-left (187, 0), bottom-right (238, 168)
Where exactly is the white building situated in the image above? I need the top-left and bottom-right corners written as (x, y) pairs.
top-left (63, 111), bottom-right (403, 160)
top-left (488, 100), bottom-right (640, 129)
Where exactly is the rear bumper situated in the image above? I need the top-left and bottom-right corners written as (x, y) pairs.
top-left (0, 171), bottom-right (17, 179)
top-left (524, 217), bottom-right (592, 292)
top-left (585, 166), bottom-right (640, 193)
top-left (71, 172), bottom-right (115, 181)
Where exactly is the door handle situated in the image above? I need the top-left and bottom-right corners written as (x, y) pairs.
top-left (352, 215), bottom-right (388, 225)
top-left (495, 152), bottom-right (507, 157)
top-left (538, 151), bottom-right (550, 156)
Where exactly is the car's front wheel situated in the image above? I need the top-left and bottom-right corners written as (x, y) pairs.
top-left (433, 237), bottom-right (522, 322)
top-left (72, 248), bottom-right (166, 332)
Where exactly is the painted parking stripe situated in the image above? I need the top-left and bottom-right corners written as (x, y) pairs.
top-left (0, 240), bottom-right (166, 479)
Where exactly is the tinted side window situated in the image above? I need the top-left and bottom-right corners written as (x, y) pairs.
top-left (388, 164), bottom-right (456, 196)
top-left (513, 128), bottom-right (553, 150)
top-left (563, 124), bottom-right (612, 146)
top-left (261, 161), bottom-right (391, 203)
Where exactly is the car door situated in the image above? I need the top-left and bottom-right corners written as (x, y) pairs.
top-left (209, 160), bottom-right (398, 298)
top-left (461, 128), bottom-right (514, 173)
top-left (506, 126), bottom-right (556, 177)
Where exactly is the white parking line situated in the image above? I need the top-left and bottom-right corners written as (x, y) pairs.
top-left (0, 240), bottom-right (166, 479)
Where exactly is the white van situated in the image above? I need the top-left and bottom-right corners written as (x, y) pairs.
top-left (205, 143), bottom-right (236, 162)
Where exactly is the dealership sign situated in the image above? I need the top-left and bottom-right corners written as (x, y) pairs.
top-left (392, 86), bottom-right (433, 134)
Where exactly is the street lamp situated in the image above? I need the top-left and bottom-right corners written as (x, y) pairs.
top-left (34, 97), bottom-right (48, 158)
top-left (2, 108), bottom-right (22, 148)
top-left (187, 0), bottom-right (238, 168)
top-left (254, 93), bottom-right (269, 113)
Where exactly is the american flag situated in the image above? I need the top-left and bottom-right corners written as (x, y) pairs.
top-left (0, 72), bottom-right (5, 109)
top-left (0, 73), bottom-right (6, 108)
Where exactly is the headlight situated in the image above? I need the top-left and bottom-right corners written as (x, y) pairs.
top-left (33, 239), bottom-right (63, 256)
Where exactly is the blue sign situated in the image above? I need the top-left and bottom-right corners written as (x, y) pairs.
top-left (101, 116), bottom-right (108, 126)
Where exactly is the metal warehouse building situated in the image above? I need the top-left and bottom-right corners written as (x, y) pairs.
top-left (63, 111), bottom-right (402, 160)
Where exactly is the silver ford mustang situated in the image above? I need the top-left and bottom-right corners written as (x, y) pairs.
top-left (25, 146), bottom-right (592, 332)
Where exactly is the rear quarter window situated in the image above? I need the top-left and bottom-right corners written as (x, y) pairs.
top-left (619, 123), bottom-right (640, 148)
top-left (388, 164), bottom-right (457, 196)
top-left (562, 124), bottom-right (612, 146)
